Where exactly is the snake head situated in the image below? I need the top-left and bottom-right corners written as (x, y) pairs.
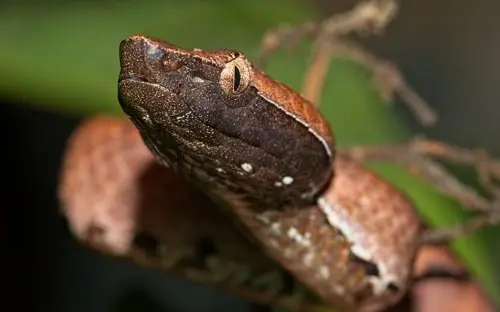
top-left (117, 35), bottom-right (334, 208)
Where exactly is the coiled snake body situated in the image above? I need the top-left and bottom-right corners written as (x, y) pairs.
top-left (60, 35), bottom-right (421, 312)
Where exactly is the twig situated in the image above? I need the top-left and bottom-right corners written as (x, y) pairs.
top-left (300, 40), bottom-right (332, 105)
top-left (411, 139), bottom-right (500, 194)
top-left (343, 138), bottom-right (500, 243)
top-left (344, 146), bottom-right (493, 214)
top-left (258, 0), bottom-right (498, 246)
top-left (258, 0), bottom-right (437, 126)
top-left (421, 211), bottom-right (500, 245)
top-left (346, 138), bottom-right (500, 202)
top-left (258, 0), bottom-right (398, 67)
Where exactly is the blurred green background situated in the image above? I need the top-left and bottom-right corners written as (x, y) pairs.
top-left (3, 0), bottom-right (499, 311)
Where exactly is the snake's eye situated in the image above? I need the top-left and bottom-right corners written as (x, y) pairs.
top-left (220, 55), bottom-right (250, 94)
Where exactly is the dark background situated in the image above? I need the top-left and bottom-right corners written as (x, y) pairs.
top-left (4, 0), bottom-right (500, 311)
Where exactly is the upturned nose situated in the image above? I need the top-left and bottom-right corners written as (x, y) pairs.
top-left (119, 36), bottom-right (153, 81)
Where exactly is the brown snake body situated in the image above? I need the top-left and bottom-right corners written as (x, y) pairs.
top-left (60, 35), bottom-right (423, 312)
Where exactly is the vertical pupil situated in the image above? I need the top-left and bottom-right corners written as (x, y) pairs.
top-left (233, 66), bottom-right (241, 91)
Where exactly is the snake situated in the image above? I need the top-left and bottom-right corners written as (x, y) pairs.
top-left (60, 35), bottom-right (423, 312)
